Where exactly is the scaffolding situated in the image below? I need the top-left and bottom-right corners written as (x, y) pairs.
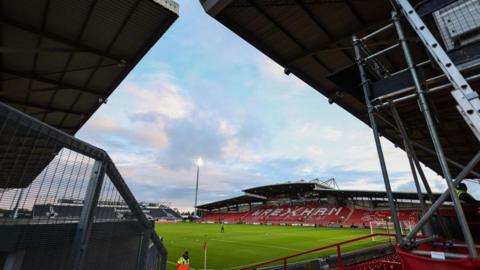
top-left (352, 0), bottom-right (480, 261)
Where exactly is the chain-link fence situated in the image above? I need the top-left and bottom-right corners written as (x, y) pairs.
top-left (0, 102), bottom-right (167, 270)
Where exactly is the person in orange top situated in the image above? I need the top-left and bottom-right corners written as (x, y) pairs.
top-left (177, 251), bottom-right (190, 270)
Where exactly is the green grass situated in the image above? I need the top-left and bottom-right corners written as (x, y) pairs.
top-left (155, 223), bottom-right (392, 270)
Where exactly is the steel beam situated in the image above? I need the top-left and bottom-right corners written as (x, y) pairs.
top-left (68, 160), bottom-right (106, 270)
top-left (393, 11), bottom-right (477, 257)
top-left (353, 35), bottom-right (403, 242)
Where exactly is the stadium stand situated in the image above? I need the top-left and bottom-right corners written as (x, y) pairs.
top-left (344, 254), bottom-right (402, 270)
top-left (199, 181), bottom-right (426, 230)
top-left (201, 202), bottom-right (420, 228)
top-left (140, 203), bottom-right (182, 222)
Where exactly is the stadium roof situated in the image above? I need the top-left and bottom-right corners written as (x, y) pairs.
top-left (198, 181), bottom-right (446, 210)
top-left (317, 189), bottom-right (444, 201)
top-left (199, 0), bottom-right (480, 178)
top-left (1, 0), bottom-right (179, 134)
top-left (0, 0), bottom-right (178, 189)
top-left (245, 181), bottom-right (444, 201)
top-left (243, 181), bottom-right (331, 197)
top-left (197, 194), bottom-right (266, 210)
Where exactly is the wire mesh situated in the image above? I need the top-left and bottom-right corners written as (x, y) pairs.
top-left (0, 113), bottom-right (96, 225)
top-left (93, 174), bottom-right (131, 222)
top-left (434, 0), bottom-right (480, 50)
top-left (0, 102), bottom-right (167, 270)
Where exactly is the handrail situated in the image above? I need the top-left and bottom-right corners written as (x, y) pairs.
top-left (240, 233), bottom-right (397, 270)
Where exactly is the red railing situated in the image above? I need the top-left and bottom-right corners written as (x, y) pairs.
top-left (240, 233), bottom-right (397, 270)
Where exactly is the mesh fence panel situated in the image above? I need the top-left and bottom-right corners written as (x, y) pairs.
top-left (0, 102), bottom-right (167, 270)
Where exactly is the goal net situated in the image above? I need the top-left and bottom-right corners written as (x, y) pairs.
top-left (369, 221), bottom-right (415, 241)
top-left (369, 221), bottom-right (395, 241)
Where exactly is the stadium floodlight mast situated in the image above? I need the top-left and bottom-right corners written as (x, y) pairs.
top-left (194, 156), bottom-right (204, 217)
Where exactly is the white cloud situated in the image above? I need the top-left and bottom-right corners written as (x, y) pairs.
top-left (125, 71), bottom-right (192, 120)
top-left (256, 56), bottom-right (311, 96)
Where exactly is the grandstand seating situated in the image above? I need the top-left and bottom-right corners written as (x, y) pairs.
top-left (344, 209), bottom-right (419, 228)
top-left (201, 212), bottom-right (247, 223)
top-left (302, 205), bottom-right (351, 226)
top-left (201, 204), bottom-right (420, 227)
top-left (344, 253), bottom-right (402, 270)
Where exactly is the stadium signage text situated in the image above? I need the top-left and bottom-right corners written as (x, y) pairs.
top-left (251, 207), bottom-right (343, 217)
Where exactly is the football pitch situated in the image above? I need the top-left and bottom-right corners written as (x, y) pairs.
top-left (155, 223), bottom-right (391, 270)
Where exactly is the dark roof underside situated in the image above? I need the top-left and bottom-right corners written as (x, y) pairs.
top-left (200, 0), bottom-right (480, 178)
top-left (318, 189), bottom-right (444, 201)
top-left (0, 0), bottom-right (177, 189)
top-left (197, 194), bottom-right (266, 210)
top-left (243, 182), bottom-right (326, 197)
top-left (1, 0), bottom-right (178, 134)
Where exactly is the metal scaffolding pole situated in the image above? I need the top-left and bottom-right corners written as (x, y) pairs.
top-left (392, 11), bottom-right (477, 257)
top-left (389, 103), bottom-right (450, 237)
top-left (405, 150), bottom-right (480, 242)
top-left (389, 107), bottom-right (428, 213)
top-left (375, 111), bottom-right (480, 178)
top-left (353, 35), bottom-right (403, 242)
top-left (406, 154), bottom-right (431, 232)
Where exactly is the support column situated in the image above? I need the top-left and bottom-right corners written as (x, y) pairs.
top-left (353, 35), bottom-right (402, 242)
top-left (68, 160), bottom-right (106, 270)
top-left (393, 11), bottom-right (477, 257)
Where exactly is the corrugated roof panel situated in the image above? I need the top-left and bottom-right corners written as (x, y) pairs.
top-left (1, 0), bottom-right (178, 134)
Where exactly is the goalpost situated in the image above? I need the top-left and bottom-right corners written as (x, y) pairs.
top-left (369, 221), bottom-right (395, 241)
top-left (370, 220), bottom-right (415, 241)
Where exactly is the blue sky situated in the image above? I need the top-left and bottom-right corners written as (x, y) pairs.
top-left (76, 0), bottom-right (478, 210)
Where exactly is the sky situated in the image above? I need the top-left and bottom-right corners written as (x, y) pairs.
top-left (76, 0), bottom-right (479, 210)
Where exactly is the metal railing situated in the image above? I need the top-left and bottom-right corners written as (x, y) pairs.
top-left (239, 233), bottom-right (397, 270)
top-left (0, 101), bottom-right (167, 270)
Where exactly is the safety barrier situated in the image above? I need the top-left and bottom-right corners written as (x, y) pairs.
top-left (239, 233), bottom-right (397, 270)
top-left (0, 101), bottom-right (167, 270)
